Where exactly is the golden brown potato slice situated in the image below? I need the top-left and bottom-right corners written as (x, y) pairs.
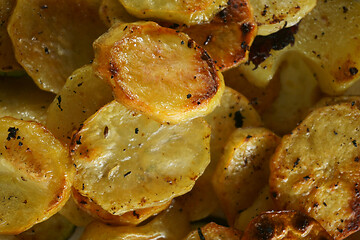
top-left (0, 76), bottom-right (54, 124)
top-left (93, 21), bottom-right (224, 124)
top-left (179, 87), bottom-right (262, 221)
top-left (59, 195), bottom-right (94, 227)
top-left (99, 0), bottom-right (138, 27)
top-left (241, 211), bottom-right (333, 240)
top-left (270, 103), bottom-right (360, 239)
top-left (250, 0), bottom-right (316, 36)
top-left (0, 117), bottom-right (74, 234)
top-left (118, 0), bottom-right (228, 26)
top-left (184, 222), bottom-right (242, 240)
top-left (80, 201), bottom-right (191, 240)
top-left (312, 96), bottom-right (360, 112)
top-left (7, 0), bottom-right (106, 93)
top-left (72, 189), bottom-right (171, 226)
top-left (46, 65), bottom-right (113, 146)
top-left (0, 0), bottom-right (22, 72)
top-left (70, 100), bottom-right (211, 216)
top-left (212, 128), bottom-right (280, 225)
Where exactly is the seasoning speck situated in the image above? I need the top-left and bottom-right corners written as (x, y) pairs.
top-left (7, 127), bottom-right (19, 141)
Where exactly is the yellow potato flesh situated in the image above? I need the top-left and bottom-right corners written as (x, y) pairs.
top-left (71, 100), bottom-right (211, 216)
top-left (93, 21), bottom-right (224, 124)
top-left (7, 0), bottom-right (106, 93)
top-left (0, 117), bottom-right (74, 234)
top-left (99, 0), bottom-right (139, 27)
top-left (118, 0), bottom-right (228, 26)
top-left (184, 222), bottom-right (242, 240)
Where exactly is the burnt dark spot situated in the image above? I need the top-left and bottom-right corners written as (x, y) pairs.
top-left (187, 94), bottom-right (192, 99)
top-left (103, 126), bottom-right (109, 138)
top-left (353, 140), bottom-right (358, 147)
top-left (132, 210), bottom-right (140, 219)
top-left (234, 111), bottom-right (245, 128)
top-left (293, 158), bottom-right (300, 168)
top-left (7, 127), bottom-right (19, 141)
top-left (350, 67), bottom-right (358, 76)
top-left (109, 61), bottom-right (118, 77)
top-left (293, 213), bottom-right (310, 231)
top-left (135, 128), bottom-right (139, 134)
top-left (187, 39), bottom-right (194, 48)
top-left (241, 22), bottom-right (251, 34)
top-left (124, 171), bottom-right (132, 177)
top-left (218, 8), bottom-right (228, 23)
top-left (255, 221), bottom-right (274, 239)
top-left (44, 47), bottom-right (49, 54)
top-left (241, 41), bottom-right (249, 51)
top-left (303, 176), bottom-right (310, 181)
top-left (201, 51), bottom-right (211, 61)
top-left (168, 23), bottom-right (180, 29)
top-left (246, 135), bottom-right (252, 139)
top-left (197, 228), bottom-right (206, 240)
top-left (18, 142), bottom-right (23, 146)
top-left (343, 6), bottom-right (348, 13)
top-left (76, 136), bottom-right (82, 145)
top-left (355, 157), bottom-right (359, 162)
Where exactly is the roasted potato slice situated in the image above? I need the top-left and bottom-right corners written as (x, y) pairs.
top-left (312, 96), bottom-right (360, 112)
top-left (212, 128), bottom-right (280, 225)
top-left (46, 65), bottom-right (112, 145)
top-left (241, 211), bottom-right (333, 240)
top-left (59, 195), bottom-right (94, 227)
top-left (7, 0), bottom-right (106, 93)
top-left (118, 0), bottom-right (228, 26)
top-left (99, 0), bottom-right (138, 27)
top-left (93, 21), bottom-right (224, 124)
top-left (0, 117), bottom-right (74, 234)
top-left (250, 0), bottom-right (316, 36)
top-left (0, 76), bottom-right (54, 124)
top-left (80, 201), bottom-right (190, 240)
top-left (0, 0), bottom-right (22, 72)
top-left (70, 100), bottom-right (211, 216)
top-left (72, 189), bottom-right (171, 226)
top-left (184, 222), bottom-right (242, 240)
top-left (270, 103), bottom-right (360, 239)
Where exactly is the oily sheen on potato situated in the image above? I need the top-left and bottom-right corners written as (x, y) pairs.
top-left (93, 21), bottom-right (224, 124)
top-left (0, 117), bottom-right (74, 234)
top-left (70, 100), bottom-right (211, 216)
top-left (270, 103), bottom-right (360, 239)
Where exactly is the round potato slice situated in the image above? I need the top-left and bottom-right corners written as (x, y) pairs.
top-left (184, 222), bottom-right (242, 240)
top-left (118, 0), bottom-right (228, 26)
top-left (241, 211), bottom-right (332, 239)
top-left (0, 117), bottom-right (74, 234)
top-left (270, 103), bottom-right (360, 239)
top-left (7, 0), bottom-right (106, 93)
top-left (93, 21), bottom-right (224, 124)
top-left (70, 100), bottom-right (211, 216)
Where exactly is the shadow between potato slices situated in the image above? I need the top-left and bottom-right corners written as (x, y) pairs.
top-left (70, 100), bottom-right (211, 216)
top-left (93, 21), bottom-right (224, 124)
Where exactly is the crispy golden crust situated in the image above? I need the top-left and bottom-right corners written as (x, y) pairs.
top-left (270, 103), bottom-right (360, 239)
top-left (241, 211), bottom-right (333, 240)
top-left (93, 21), bottom-right (224, 124)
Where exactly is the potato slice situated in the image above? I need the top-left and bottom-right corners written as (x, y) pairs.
top-left (80, 201), bottom-right (190, 240)
top-left (0, 76), bottom-right (54, 124)
top-left (118, 0), bottom-right (228, 26)
top-left (0, 0), bottom-right (22, 72)
top-left (184, 222), bottom-right (242, 240)
top-left (70, 100), bottom-right (211, 216)
top-left (241, 211), bottom-right (332, 239)
top-left (46, 65), bottom-right (113, 146)
top-left (312, 96), bottom-right (360, 112)
top-left (59, 195), bottom-right (94, 227)
top-left (99, 0), bottom-right (138, 27)
top-left (93, 21), bottom-right (224, 124)
top-left (270, 103), bottom-right (360, 239)
top-left (7, 0), bottom-right (106, 93)
top-left (72, 189), bottom-right (171, 226)
top-left (0, 117), bottom-right (74, 234)
top-left (212, 128), bottom-right (280, 225)
top-left (250, 0), bottom-right (316, 36)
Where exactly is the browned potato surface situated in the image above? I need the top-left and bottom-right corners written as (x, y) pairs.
top-left (184, 222), bottom-right (242, 240)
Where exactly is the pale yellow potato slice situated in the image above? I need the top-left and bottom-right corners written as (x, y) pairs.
top-left (93, 21), bottom-right (224, 124)
top-left (250, 0), bottom-right (316, 36)
top-left (178, 87), bottom-right (262, 221)
top-left (46, 65), bottom-right (113, 146)
top-left (270, 103), bottom-right (360, 239)
top-left (118, 0), bottom-right (228, 26)
top-left (184, 222), bottom-right (242, 240)
top-left (241, 211), bottom-right (332, 240)
top-left (99, 0), bottom-right (138, 27)
top-left (7, 0), bottom-right (106, 93)
top-left (70, 100), bottom-right (211, 216)
top-left (80, 201), bottom-right (190, 240)
top-left (212, 128), bottom-right (280, 226)
top-left (312, 96), bottom-right (360, 111)
top-left (0, 76), bottom-right (54, 124)
top-left (0, 0), bottom-right (22, 72)
top-left (0, 117), bottom-right (74, 234)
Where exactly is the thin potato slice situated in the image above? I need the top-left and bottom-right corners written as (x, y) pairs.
top-left (46, 65), bottom-right (113, 146)
top-left (80, 201), bottom-right (191, 240)
top-left (7, 0), bottom-right (106, 93)
top-left (312, 96), bottom-right (360, 112)
top-left (71, 100), bottom-right (211, 216)
top-left (118, 0), bottom-right (228, 26)
top-left (270, 103), bottom-right (360, 239)
top-left (212, 128), bottom-right (280, 225)
top-left (0, 117), bottom-right (74, 234)
top-left (241, 211), bottom-right (332, 240)
top-left (93, 21), bottom-right (224, 124)
top-left (0, 0), bottom-right (22, 72)
top-left (184, 222), bottom-right (242, 240)
top-left (99, 0), bottom-right (139, 27)
top-left (0, 76), bottom-right (54, 124)
top-left (250, 0), bottom-right (316, 36)
top-left (72, 189), bottom-right (171, 226)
